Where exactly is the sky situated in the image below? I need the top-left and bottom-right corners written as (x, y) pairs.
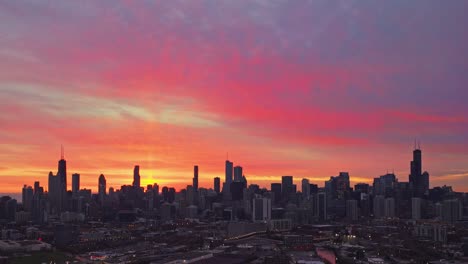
top-left (0, 0), bottom-right (467, 194)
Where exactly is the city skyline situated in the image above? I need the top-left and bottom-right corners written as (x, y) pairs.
top-left (1, 1), bottom-right (467, 193)
top-left (5, 142), bottom-right (463, 197)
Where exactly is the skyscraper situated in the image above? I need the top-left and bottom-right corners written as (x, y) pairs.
top-left (133, 165), bottom-right (141, 188)
top-left (281, 176), bottom-right (293, 199)
top-left (441, 199), bottom-right (462, 223)
top-left (98, 174), bottom-right (106, 204)
top-left (22, 185), bottom-right (33, 212)
top-left (346, 200), bottom-right (358, 221)
top-left (373, 195), bottom-right (385, 219)
top-left (271, 183), bottom-right (282, 204)
top-left (193, 165), bottom-right (199, 191)
top-left (72, 173), bottom-right (80, 195)
top-left (233, 166), bottom-right (243, 182)
top-left (301, 178), bottom-right (310, 198)
top-left (316, 192), bottom-right (327, 222)
top-left (214, 177), bottom-right (220, 193)
top-left (384, 198), bottom-right (396, 218)
top-left (57, 146), bottom-right (67, 211)
top-left (409, 144), bottom-right (429, 197)
top-left (33, 181), bottom-right (40, 195)
top-left (412, 197), bottom-right (421, 220)
top-left (224, 160), bottom-right (233, 192)
top-left (252, 197), bottom-right (271, 222)
top-left (57, 146), bottom-right (67, 193)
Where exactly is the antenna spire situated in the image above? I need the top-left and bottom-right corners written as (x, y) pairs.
top-left (61, 145), bottom-right (64, 160)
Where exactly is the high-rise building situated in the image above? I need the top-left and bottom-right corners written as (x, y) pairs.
top-left (33, 181), bottom-right (40, 195)
top-left (72, 173), bottom-right (80, 195)
top-left (384, 198), bottom-right (396, 218)
top-left (354, 183), bottom-right (370, 194)
top-left (373, 195), bottom-right (385, 218)
top-left (309, 184), bottom-right (318, 194)
top-left (409, 145), bottom-right (429, 197)
top-left (48, 171), bottom-right (60, 212)
top-left (282, 176), bottom-right (293, 199)
top-left (193, 165), bottom-right (199, 191)
top-left (325, 172), bottom-right (350, 200)
top-left (225, 160), bottom-right (233, 192)
top-left (98, 174), bottom-right (106, 204)
top-left (412, 197), bottom-right (421, 220)
top-left (22, 185), bottom-right (33, 212)
top-left (301, 178), bottom-right (310, 198)
top-left (230, 181), bottom-right (244, 201)
top-left (346, 200), bottom-right (358, 221)
top-left (214, 177), bottom-right (220, 193)
top-left (441, 199), bottom-right (462, 223)
top-left (316, 192), bottom-right (327, 222)
top-left (234, 166), bottom-right (243, 182)
top-left (133, 165), bottom-right (141, 188)
top-left (253, 197), bottom-right (271, 222)
top-left (57, 146), bottom-right (67, 212)
top-left (271, 183), bottom-right (282, 204)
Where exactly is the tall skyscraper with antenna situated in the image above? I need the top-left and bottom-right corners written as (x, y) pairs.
top-left (409, 141), bottom-right (429, 197)
top-left (57, 145), bottom-right (68, 211)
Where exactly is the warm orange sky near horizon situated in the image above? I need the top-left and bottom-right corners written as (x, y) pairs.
top-left (1, 1), bottom-right (467, 194)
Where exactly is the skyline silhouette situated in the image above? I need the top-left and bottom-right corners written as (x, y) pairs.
top-left (3, 142), bottom-right (463, 198)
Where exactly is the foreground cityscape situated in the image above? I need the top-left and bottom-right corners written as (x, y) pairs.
top-left (0, 145), bottom-right (467, 264)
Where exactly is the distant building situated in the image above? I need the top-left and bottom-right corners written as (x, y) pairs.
top-left (253, 197), bottom-right (271, 222)
top-left (98, 174), bottom-right (106, 205)
top-left (72, 173), bottom-right (80, 195)
top-left (301, 179), bottom-right (310, 198)
top-left (271, 183), bottom-right (282, 204)
top-left (384, 198), bottom-right (395, 218)
top-left (214, 177), bottom-right (220, 193)
top-left (373, 195), bottom-right (385, 218)
top-left (224, 160), bottom-right (233, 193)
top-left (346, 200), bottom-right (358, 221)
top-left (234, 166), bottom-right (243, 182)
top-left (316, 192), bottom-right (327, 221)
top-left (412, 197), bottom-right (422, 220)
top-left (441, 199), bottom-right (462, 223)
top-left (22, 185), bottom-right (33, 212)
top-left (133, 165), bottom-right (141, 188)
top-left (193, 165), bottom-right (199, 191)
top-left (282, 176), bottom-right (293, 199)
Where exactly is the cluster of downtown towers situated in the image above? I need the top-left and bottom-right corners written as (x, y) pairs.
top-left (13, 145), bottom-right (461, 224)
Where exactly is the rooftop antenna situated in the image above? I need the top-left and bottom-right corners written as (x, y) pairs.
top-left (418, 140), bottom-right (421, 150)
top-left (414, 139), bottom-right (417, 150)
top-left (61, 145), bottom-right (64, 160)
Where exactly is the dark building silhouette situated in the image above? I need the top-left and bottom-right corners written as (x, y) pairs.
top-left (309, 183), bottom-right (318, 194)
top-left (133, 165), bottom-right (141, 188)
top-left (282, 176), bottom-right (293, 200)
top-left (409, 144), bottom-right (429, 197)
top-left (22, 185), bottom-right (33, 211)
top-left (271, 183), bottom-right (282, 203)
top-left (355, 183), bottom-right (369, 194)
top-left (230, 181), bottom-right (245, 201)
top-left (193, 165), bottom-right (199, 191)
top-left (234, 166), bottom-right (243, 182)
top-left (33, 181), bottom-right (40, 194)
top-left (225, 160), bottom-right (233, 192)
top-left (214, 177), bottom-right (220, 193)
top-left (98, 174), bottom-right (106, 204)
top-left (72, 173), bottom-right (80, 195)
